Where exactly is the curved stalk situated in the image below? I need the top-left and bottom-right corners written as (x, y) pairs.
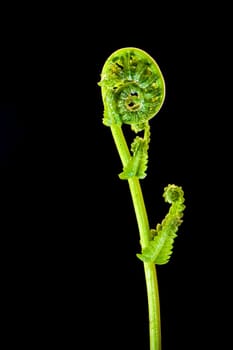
top-left (110, 124), bottom-right (161, 350)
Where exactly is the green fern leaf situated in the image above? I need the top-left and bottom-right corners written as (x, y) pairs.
top-left (119, 123), bottom-right (150, 179)
top-left (137, 184), bottom-right (185, 264)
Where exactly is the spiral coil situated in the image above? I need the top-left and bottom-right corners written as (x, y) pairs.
top-left (99, 47), bottom-right (166, 127)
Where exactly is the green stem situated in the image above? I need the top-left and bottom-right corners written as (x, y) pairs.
top-left (110, 124), bottom-right (161, 350)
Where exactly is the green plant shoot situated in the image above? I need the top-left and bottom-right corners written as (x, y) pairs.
top-left (98, 47), bottom-right (185, 350)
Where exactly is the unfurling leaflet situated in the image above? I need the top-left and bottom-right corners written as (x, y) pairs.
top-left (137, 184), bottom-right (185, 265)
top-left (119, 122), bottom-right (150, 179)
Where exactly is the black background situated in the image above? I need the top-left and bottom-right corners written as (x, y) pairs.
top-left (1, 3), bottom-right (230, 349)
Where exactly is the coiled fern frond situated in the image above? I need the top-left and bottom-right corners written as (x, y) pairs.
top-left (99, 47), bottom-right (186, 349)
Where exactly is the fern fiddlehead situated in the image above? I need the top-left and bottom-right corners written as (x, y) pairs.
top-left (99, 47), bottom-right (185, 350)
top-left (99, 47), bottom-right (165, 128)
top-left (99, 47), bottom-right (165, 180)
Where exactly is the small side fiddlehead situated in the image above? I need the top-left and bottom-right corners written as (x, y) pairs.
top-left (137, 184), bottom-right (185, 265)
top-left (99, 47), bottom-right (166, 129)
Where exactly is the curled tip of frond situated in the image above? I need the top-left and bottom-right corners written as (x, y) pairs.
top-left (163, 184), bottom-right (184, 204)
top-left (99, 47), bottom-right (166, 127)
